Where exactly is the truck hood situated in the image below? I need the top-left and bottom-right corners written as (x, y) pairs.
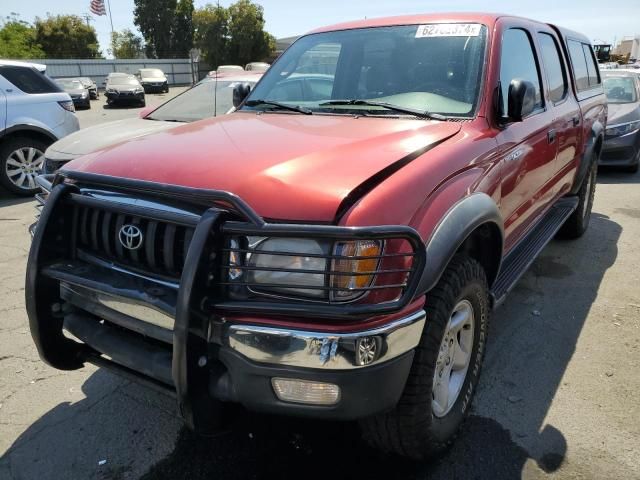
top-left (46, 118), bottom-right (180, 161)
top-left (64, 113), bottom-right (461, 221)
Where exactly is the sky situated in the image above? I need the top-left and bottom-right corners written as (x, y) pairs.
top-left (3, 0), bottom-right (640, 57)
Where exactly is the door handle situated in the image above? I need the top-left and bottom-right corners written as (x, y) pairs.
top-left (547, 129), bottom-right (557, 144)
top-left (572, 116), bottom-right (580, 127)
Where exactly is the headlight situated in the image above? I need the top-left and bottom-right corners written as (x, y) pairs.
top-left (246, 237), bottom-right (329, 299)
top-left (135, 88), bottom-right (144, 93)
top-left (605, 120), bottom-right (640, 137)
top-left (227, 237), bottom-right (383, 301)
top-left (107, 88), bottom-right (117, 94)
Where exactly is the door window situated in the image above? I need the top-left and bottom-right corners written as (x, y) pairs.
top-left (582, 44), bottom-right (601, 87)
top-left (537, 33), bottom-right (568, 103)
top-left (0, 66), bottom-right (62, 94)
top-left (567, 40), bottom-right (590, 91)
top-left (500, 28), bottom-right (544, 117)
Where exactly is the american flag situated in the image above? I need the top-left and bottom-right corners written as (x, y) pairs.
top-left (90, 0), bottom-right (106, 16)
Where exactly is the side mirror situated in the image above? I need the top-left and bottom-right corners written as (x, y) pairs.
top-left (139, 106), bottom-right (154, 118)
top-left (507, 79), bottom-right (536, 122)
top-left (232, 83), bottom-right (252, 108)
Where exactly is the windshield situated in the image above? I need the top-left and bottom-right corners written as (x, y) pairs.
top-left (603, 76), bottom-right (638, 103)
top-left (57, 79), bottom-right (83, 89)
top-left (110, 77), bottom-right (140, 87)
top-left (243, 24), bottom-right (487, 118)
top-left (141, 69), bottom-right (164, 78)
top-left (147, 79), bottom-right (258, 122)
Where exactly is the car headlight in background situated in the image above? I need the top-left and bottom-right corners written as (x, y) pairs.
top-left (135, 87), bottom-right (144, 94)
top-left (227, 237), bottom-right (383, 301)
top-left (81, 90), bottom-right (89, 98)
top-left (605, 120), bottom-right (640, 137)
top-left (106, 88), bottom-right (117, 94)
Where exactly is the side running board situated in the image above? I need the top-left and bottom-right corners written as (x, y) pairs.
top-left (491, 197), bottom-right (579, 306)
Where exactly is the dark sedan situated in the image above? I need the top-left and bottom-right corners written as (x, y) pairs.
top-left (601, 71), bottom-right (640, 173)
top-left (55, 78), bottom-right (91, 109)
top-left (105, 75), bottom-right (146, 107)
top-left (78, 76), bottom-right (98, 99)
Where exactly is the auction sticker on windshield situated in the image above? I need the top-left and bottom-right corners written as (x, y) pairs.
top-left (415, 23), bottom-right (481, 38)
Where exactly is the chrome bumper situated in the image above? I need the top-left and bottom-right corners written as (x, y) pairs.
top-left (224, 310), bottom-right (425, 370)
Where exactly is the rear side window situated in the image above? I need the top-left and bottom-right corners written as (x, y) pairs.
top-left (500, 28), bottom-right (544, 116)
top-left (582, 44), bottom-right (601, 87)
top-left (538, 33), bottom-right (568, 103)
top-left (0, 66), bottom-right (62, 94)
top-left (567, 40), bottom-right (590, 91)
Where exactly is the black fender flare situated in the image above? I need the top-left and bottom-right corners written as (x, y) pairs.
top-left (571, 121), bottom-right (604, 194)
top-left (415, 193), bottom-right (504, 295)
top-left (0, 124), bottom-right (58, 143)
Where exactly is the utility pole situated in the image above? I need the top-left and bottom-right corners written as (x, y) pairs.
top-left (81, 13), bottom-right (93, 28)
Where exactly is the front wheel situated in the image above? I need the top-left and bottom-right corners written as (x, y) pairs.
top-left (360, 255), bottom-right (489, 459)
top-left (0, 136), bottom-right (48, 196)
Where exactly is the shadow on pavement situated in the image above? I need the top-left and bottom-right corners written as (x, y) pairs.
top-left (0, 189), bottom-right (34, 208)
top-left (143, 211), bottom-right (622, 480)
top-left (597, 165), bottom-right (639, 184)
top-left (0, 210), bottom-right (621, 479)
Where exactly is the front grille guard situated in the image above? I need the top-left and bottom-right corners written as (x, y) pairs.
top-left (32, 171), bottom-right (427, 430)
top-left (44, 171), bottom-right (427, 319)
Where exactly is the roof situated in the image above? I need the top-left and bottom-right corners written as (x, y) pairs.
top-left (0, 59), bottom-right (47, 72)
top-left (309, 12), bottom-right (502, 34)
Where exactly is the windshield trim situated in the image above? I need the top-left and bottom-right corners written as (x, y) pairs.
top-left (241, 23), bottom-right (489, 120)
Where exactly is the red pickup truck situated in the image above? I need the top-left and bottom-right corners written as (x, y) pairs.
top-left (26, 13), bottom-right (606, 458)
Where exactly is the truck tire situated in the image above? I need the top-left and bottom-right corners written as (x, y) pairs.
top-left (361, 255), bottom-right (489, 459)
top-left (0, 136), bottom-right (49, 196)
top-left (559, 159), bottom-right (597, 239)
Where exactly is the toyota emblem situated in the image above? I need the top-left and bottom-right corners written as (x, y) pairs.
top-left (119, 224), bottom-right (143, 250)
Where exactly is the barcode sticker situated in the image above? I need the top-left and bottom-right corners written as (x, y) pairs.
top-left (415, 23), bottom-right (482, 38)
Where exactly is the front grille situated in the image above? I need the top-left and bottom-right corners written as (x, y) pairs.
top-left (73, 204), bottom-right (195, 280)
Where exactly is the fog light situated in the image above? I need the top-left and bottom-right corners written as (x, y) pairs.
top-left (271, 378), bottom-right (341, 405)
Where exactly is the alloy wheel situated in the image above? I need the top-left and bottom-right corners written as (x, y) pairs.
top-left (432, 299), bottom-right (475, 418)
top-left (5, 146), bottom-right (45, 191)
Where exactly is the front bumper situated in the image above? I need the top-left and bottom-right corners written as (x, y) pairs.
top-left (106, 91), bottom-right (145, 103)
top-left (141, 82), bottom-right (168, 92)
top-left (71, 96), bottom-right (91, 108)
top-left (27, 172), bottom-right (426, 429)
top-left (600, 129), bottom-right (640, 166)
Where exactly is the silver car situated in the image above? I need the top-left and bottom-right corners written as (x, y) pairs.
top-left (601, 70), bottom-right (640, 173)
top-left (44, 73), bottom-right (263, 173)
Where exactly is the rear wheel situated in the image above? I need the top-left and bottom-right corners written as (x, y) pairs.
top-left (361, 255), bottom-right (489, 459)
top-left (559, 159), bottom-right (597, 239)
top-left (0, 137), bottom-right (48, 196)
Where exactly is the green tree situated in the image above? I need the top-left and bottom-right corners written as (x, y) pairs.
top-left (227, 0), bottom-right (275, 67)
top-left (134, 0), bottom-right (177, 58)
top-left (193, 4), bottom-right (229, 68)
top-left (34, 15), bottom-right (100, 58)
top-left (110, 29), bottom-right (145, 59)
top-left (173, 0), bottom-right (194, 57)
top-left (0, 20), bottom-right (45, 59)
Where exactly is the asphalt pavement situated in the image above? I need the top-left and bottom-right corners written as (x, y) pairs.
top-left (0, 98), bottom-right (638, 479)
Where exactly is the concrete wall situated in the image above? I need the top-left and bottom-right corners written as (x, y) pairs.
top-left (26, 58), bottom-right (199, 87)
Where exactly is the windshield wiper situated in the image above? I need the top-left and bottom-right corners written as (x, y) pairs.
top-left (245, 99), bottom-right (312, 115)
top-left (318, 99), bottom-right (446, 120)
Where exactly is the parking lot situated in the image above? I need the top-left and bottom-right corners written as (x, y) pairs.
top-left (0, 96), bottom-right (639, 480)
